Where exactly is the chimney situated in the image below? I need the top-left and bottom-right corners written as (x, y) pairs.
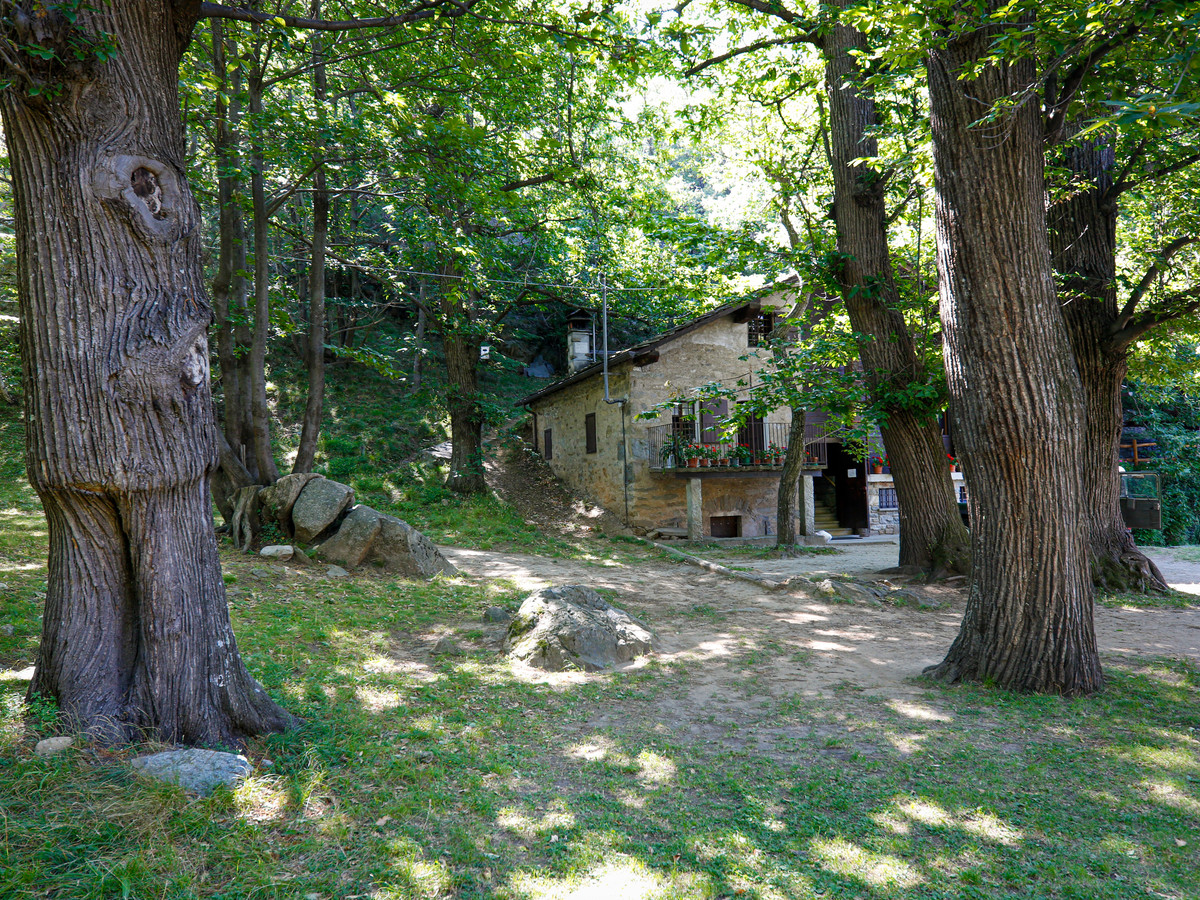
top-left (566, 309), bottom-right (593, 373)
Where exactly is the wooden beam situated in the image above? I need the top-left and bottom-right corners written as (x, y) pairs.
top-left (731, 300), bottom-right (762, 324)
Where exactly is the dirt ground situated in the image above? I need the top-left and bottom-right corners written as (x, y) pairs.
top-left (440, 541), bottom-right (1200, 703)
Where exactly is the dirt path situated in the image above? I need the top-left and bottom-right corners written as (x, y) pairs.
top-left (441, 544), bottom-right (1200, 703)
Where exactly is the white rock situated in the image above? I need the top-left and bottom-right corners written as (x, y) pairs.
top-left (260, 544), bottom-right (295, 560)
top-left (34, 736), bottom-right (75, 757)
top-left (325, 565), bottom-right (349, 578)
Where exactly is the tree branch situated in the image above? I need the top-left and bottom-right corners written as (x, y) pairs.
top-left (1110, 285), bottom-right (1200, 349)
top-left (686, 32), bottom-right (815, 76)
top-left (1114, 235), bottom-right (1199, 329)
top-left (199, 0), bottom-right (480, 30)
top-left (1111, 149), bottom-right (1200, 198)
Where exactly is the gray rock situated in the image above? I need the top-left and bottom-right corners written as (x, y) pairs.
top-left (372, 514), bottom-right (456, 578)
top-left (35, 736), bottom-right (75, 757)
top-left (432, 636), bottom-right (463, 656)
top-left (483, 606), bottom-right (512, 623)
top-left (315, 505), bottom-right (384, 568)
top-left (832, 581), bottom-right (877, 603)
top-left (130, 748), bottom-right (252, 795)
top-left (259, 544), bottom-right (295, 561)
top-left (292, 479), bottom-right (354, 544)
top-left (249, 568), bottom-right (273, 580)
top-left (813, 579), bottom-right (839, 599)
top-left (1, 624), bottom-right (13, 636)
top-left (504, 585), bottom-right (656, 672)
top-left (259, 473), bottom-right (323, 535)
top-left (325, 565), bottom-right (350, 578)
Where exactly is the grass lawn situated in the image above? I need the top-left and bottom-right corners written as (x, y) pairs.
top-left (2, 409), bottom-right (1199, 899)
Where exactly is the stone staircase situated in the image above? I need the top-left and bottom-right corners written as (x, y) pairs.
top-left (814, 498), bottom-right (854, 538)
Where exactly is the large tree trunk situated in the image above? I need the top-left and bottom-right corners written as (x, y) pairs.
top-left (443, 329), bottom-right (487, 494)
top-left (0, 3), bottom-right (293, 744)
top-left (1047, 134), bottom-right (1168, 592)
top-left (923, 12), bottom-right (1103, 695)
top-left (823, 11), bottom-right (970, 574)
top-left (293, 6), bottom-right (328, 475)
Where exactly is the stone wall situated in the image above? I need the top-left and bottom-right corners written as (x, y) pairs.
top-left (529, 299), bottom-right (799, 536)
top-left (866, 472), bottom-right (967, 536)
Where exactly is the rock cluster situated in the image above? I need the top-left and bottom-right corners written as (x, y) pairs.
top-left (504, 585), bottom-right (656, 671)
top-left (235, 474), bottom-right (455, 579)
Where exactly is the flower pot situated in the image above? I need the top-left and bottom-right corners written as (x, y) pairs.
top-left (949, 465), bottom-right (957, 473)
top-left (686, 458), bottom-right (700, 468)
top-left (871, 465), bottom-right (883, 475)
top-left (664, 455), bottom-right (676, 468)
top-left (718, 458), bottom-right (730, 467)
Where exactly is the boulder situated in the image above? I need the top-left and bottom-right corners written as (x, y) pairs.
top-left (259, 544), bottom-right (295, 561)
top-left (504, 585), bottom-right (656, 672)
top-left (314, 505), bottom-right (384, 568)
top-left (130, 748), bottom-right (253, 795)
top-left (373, 514), bottom-right (457, 578)
top-left (292, 478), bottom-right (354, 543)
top-left (259, 472), bottom-right (323, 534)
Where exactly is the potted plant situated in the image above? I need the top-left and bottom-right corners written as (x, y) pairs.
top-left (768, 442), bottom-right (785, 465)
top-left (948, 453), bottom-right (958, 473)
top-left (718, 447), bottom-right (731, 466)
top-left (735, 444), bottom-right (753, 466)
top-left (660, 435), bottom-right (679, 468)
top-left (683, 444), bottom-right (701, 468)
top-left (870, 454), bottom-right (885, 475)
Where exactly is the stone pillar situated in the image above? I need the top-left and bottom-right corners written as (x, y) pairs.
top-left (685, 477), bottom-right (703, 541)
top-left (798, 474), bottom-right (816, 535)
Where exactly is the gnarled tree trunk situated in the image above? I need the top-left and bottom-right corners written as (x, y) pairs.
top-left (823, 11), bottom-right (970, 574)
top-left (923, 12), bottom-right (1102, 695)
top-left (0, 3), bottom-right (293, 744)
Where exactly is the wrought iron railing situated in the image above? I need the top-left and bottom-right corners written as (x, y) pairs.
top-left (646, 420), bottom-right (830, 471)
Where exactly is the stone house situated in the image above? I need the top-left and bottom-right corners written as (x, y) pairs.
top-left (520, 292), bottom-right (915, 540)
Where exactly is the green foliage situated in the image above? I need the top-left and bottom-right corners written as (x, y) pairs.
top-left (1126, 382), bottom-right (1200, 546)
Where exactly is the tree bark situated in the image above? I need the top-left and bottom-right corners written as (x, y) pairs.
top-left (0, 3), bottom-right (293, 744)
top-left (443, 327), bottom-right (488, 494)
top-left (776, 409), bottom-right (808, 546)
top-left (293, 3), bottom-right (328, 475)
top-left (822, 11), bottom-right (970, 574)
top-left (923, 11), bottom-right (1103, 695)
top-left (1047, 134), bottom-right (1168, 592)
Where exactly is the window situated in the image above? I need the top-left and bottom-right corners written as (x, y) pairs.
top-left (585, 413), bottom-right (597, 454)
top-left (879, 487), bottom-right (898, 509)
top-left (747, 311), bottom-right (775, 347)
top-left (958, 485), bottom-right (968, 503)
top-left (543, 429), bottom-right (553, 460)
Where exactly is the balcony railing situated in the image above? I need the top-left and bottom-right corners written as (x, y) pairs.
top-left (646, 421), bottom-right (830, 471)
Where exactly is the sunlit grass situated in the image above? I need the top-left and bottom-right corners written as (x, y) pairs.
top-left (3, 404), bottom-right (1200, 900)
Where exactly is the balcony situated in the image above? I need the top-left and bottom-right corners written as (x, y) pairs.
top-left (646, 421), bottom-right (829, 474)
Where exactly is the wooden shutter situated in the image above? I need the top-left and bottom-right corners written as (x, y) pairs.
top-left (543, 429), bottom-right (553, 460)
top-left (585, 413), bottom-right (597, 454)
top-left (700, 399), bottom-right (728, 443)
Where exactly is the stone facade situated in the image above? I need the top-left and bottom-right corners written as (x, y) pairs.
top-left (525, 296), bottom-right (906, 539)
